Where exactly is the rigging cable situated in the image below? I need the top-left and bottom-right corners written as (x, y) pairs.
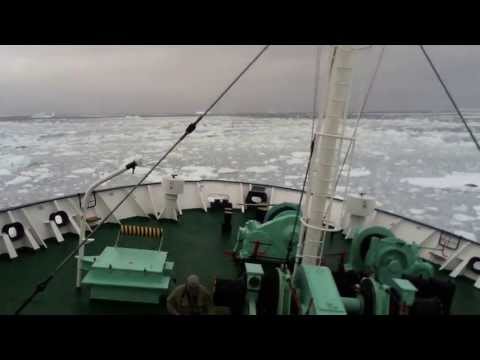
top-left (288, 45), bottom-right (385, 265)
top-left (332, 45), bottom-right (386, 195)
top-left (310, 45), bottom-right (322, 140)
top-left (285, 45), bottom-right (322, 263)
top-left (14, 45), bottom-right (270, 315)
top-left (419, 45), bottom-right (480, 152)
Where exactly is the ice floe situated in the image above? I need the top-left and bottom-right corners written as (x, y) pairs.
top-left (244, 165), bottom-right (279, 174)
top-left (0, 154), bottom-right (31, 171)
top-left (6, 176), bottom-right (31, 185)
top-left (180, 166), bottom-right (218, 180)
top-left (286, 158), bottom-right (305, 165)
top-left (2, 114), bottom-right (480, 239)
top-left (454, 230), bottom-right (477, 241)
top-left (409, 208), bottom-right (425, 215)
top-left (349, 167), bottom-right (372, 177)
top-left (72, 168), bottom-right (96, 174)
top-left (453, 213), bottom-right (476, 222)
top-left (218, 168), bottom-right (237, 174)
top-left (401, 172), bottom-right (480, 190)
top-left (453, 204), bottom-right (468, 212)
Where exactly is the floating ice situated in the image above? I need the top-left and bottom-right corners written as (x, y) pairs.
top-left (72, 168), bottom-right (96, 174)
top-left (453, 213), bottom-right (476, 222)
top-left (454, 230), bottom-right (477, 241)
top-left (0, 154), bottom-right (31, 171)
top-left (401, 172), bottom-right (480, 190)
top-left (218, 168), bottom-right (237, 174)
top-left (55, 150), bottom-right (82, 157)
top-left (453, 204), bottom-right (468, 212)
top-left (291, 152), bottom-right (309, 158)
top-left (286, 158), bottom-right (305, 165)
top-left (181, 166), bottom-right (217, 180)
top-left (6, 176), bottom-right (31, 185)
top-left (409, 208), bottom-right (425, 215)
top-left (1, 113), bottom-right (480, 238)
top-left (350, 167), bottom-right (371, 177)
top-left (0, 169), bottom-right (12, 176)
top-left (244, 165), bottom-right (279, 174)
top-left (124, 115), bottom-right (143, 121)
top-left (474, 206), bottom-right (480, 218)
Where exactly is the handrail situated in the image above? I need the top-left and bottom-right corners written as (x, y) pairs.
top-left (0, 179), bottom-right (476, 246)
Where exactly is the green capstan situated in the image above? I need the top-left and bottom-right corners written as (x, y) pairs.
top-left (346, 226), bottom-right (435, 287)
top-left (234, 203), bottom-right (301, 262)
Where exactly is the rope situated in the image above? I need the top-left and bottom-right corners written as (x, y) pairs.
top-left (335, 45), bottom-right (385, 193)
top-left (419, 45), bottom-right (480, 152)
top-left (285, 45), bottom-right (323, 262)
top-left (14, 45), bottom-right (270, 315)
top-left (292, 45), bottom-right (385, 267)
top-left (310, 45), bottom-right (322, 140)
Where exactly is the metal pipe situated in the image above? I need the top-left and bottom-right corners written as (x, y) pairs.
top-left (301, 46), bottom-right (357, 266)
top-left (75, 160), bottom-right (140, 288)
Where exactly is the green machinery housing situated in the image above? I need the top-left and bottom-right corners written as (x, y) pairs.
top-left (233, 203), bottom-right (301, 262)
top-left (228, 205), bottom-right (455, 315)
top-left (80, 224), bottom-right (175, 304)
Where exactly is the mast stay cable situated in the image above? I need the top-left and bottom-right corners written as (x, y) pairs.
top-left (288, 45), bottom-right (385, 266)
top-left (14, 45), bottom-right (270, 315)
top-left (332, 45), bottom-right (386, 194)
top-left (285, 45), bottom-right (322, 263)
top-left (419, 45), bottom-right (480, 152)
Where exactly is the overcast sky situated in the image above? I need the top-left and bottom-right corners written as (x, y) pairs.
top-left (0, 45), bottom-right (478, 116)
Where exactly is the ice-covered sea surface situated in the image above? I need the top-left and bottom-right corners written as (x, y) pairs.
top-left (1, 113), bottom-right (480, 241)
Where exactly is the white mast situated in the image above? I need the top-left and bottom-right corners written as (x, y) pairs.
top-left (298, 45), bottom-right (357, 266)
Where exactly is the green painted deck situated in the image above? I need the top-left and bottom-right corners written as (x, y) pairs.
top-left (0, 208), bottom-right (248, 315)
top-left (0, 207), bottom-right (479, 315)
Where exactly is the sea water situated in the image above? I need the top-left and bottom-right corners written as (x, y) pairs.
top-left (1, 113), bottom-right (479, 241)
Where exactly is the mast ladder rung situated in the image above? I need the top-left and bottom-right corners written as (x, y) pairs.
top-left (300, 217), bottom-right (337, 232)
top-left (335, 66), bottom-right (353, 71)
top-left (315, 177), bottom-right (338, 184)
top-left (304, 239), bottom-right (325, 245)
top-left (328, 97), bottom-right (347, 104)
top-left (316, 161), bottom-right (339, 168)
top-left (316, 132), bottom-right (355, 141)
top-left (311, 191), bottom-right (337, 198)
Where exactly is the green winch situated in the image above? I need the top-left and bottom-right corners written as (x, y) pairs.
top-left (233, 203), bottom-right (301, 262)
top-left (345, 226), bottom-right (435, 286)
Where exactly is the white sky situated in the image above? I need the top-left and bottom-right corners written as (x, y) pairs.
top-left (0, 45), bottom-right (478, 115)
